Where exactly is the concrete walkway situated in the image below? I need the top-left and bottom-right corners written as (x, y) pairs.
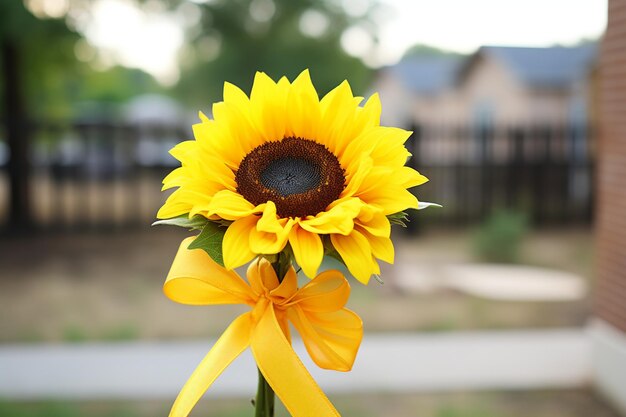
top-left (394, 263), bottom-right (587, 301)
top-left (0, 329), bottom-right (590, 399)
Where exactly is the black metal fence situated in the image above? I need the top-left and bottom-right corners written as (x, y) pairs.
top-left (0, 121), bottom-right (594, 233)
top-left (408, 123), bottom-right (594, 226)
top-left (0, 121), bottom-right (191, 232)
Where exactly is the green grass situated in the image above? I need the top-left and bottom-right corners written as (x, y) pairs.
top-left (436, 404), bottom-right (496, 417)
top-left (62, 326), bottom-right (89, 343)
top-left (100, 324), bottom-right (140, 342)
top-left (0, 390), bottom-right (619, 417)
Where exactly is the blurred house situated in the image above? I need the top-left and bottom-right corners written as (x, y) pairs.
top-left (371, 45), bottom-right (597, 225)
top-left (373, 55), bottom-right (462, 128)
top-left (374, 44), bottom-right (597, 127)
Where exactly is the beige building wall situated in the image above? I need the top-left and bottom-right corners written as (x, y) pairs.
top-left (456, 55), bottom-right (529, 124)
top-left (374, 71), bottom-right (416, 128)
top-left (407, 54), bottom-right (577, 126)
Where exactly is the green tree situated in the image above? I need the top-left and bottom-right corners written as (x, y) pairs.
top-left (0, 0), bottom-right (80, 119)
top-left (174, 0), bottom-right (376, 106)
top-left (402, 43), bottom-right (465, 59)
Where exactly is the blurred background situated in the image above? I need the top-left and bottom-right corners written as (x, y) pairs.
top-left (2, 0), bottom-right (625, 416)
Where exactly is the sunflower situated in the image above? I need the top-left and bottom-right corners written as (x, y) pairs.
top-left (157, 70), bottom-right (428, 284)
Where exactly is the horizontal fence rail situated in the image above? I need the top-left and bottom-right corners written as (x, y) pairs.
top-left (0, 121), bottom-right (594, 233)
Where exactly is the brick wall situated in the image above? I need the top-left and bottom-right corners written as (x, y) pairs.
top-left (595, 0), bottom-right (626, 332)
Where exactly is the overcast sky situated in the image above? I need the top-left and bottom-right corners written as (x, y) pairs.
top-left (73, 0), bottom-right (607, 85)
top-left (373, 0), bottom-right (607, 64)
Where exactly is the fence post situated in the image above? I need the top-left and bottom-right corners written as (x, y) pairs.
top-left (506, 127), bottom-right (524, 208)
top-left (478, 124), bottom-right (493, 220)
top-left (2, 39), bottom-right (32, 232)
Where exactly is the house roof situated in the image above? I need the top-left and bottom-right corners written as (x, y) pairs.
top-left (387, 56), bottom-right (462, 95)
top-left (463, 44), bottom-right (597, 89)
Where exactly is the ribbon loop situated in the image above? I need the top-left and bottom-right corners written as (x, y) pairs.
top-left (164, 238), bottom-right (255, 306)
top-left (164, 239), bottom-right (363, 417)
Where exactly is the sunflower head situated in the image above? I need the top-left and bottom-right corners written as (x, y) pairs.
top-left (157, 70), bottom-right (429, 284)
top-left (235, 137), bottom-right (345, 218)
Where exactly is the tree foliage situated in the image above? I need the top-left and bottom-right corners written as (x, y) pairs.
top-left (174, 0), bottom-right (375, 107)
top-left (402, 43), bottom-right (465, 59)
top-left (0, 0), bottom-right (81, 118)
top-left (0, 1), bottom-right (161, 119)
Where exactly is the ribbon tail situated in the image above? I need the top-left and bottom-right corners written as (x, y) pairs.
top-left (169, 313), bottom-right (252, 417)
top-left (251, 306), bottom-right (341, 417)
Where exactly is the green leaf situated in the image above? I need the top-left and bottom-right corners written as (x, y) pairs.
top-left (388, 211), bottom-right (410, 227)
top-left (152, 215), bottom-right (209, 231)
top-left (188, 222), bottom-right (227, 267)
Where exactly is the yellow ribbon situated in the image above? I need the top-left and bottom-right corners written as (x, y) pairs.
top-left (164, 237), bottom-right (363, 417)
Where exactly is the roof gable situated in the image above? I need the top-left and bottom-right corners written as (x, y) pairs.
top-left (467, 44), bottom-right (597, 89)
top-left (388, 56), bottom-right (462, 95)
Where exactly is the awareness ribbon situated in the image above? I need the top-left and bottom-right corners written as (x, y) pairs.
top-left (164, 237), bottom-right (363, 417)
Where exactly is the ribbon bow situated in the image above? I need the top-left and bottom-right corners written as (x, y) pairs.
top-left (164, 237), bottom-right (363, 417)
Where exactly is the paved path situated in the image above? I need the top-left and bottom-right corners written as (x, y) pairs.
top-left (0, 329), bottom-right (590, 400)
top-left (394, 263), bottom-right (587, 301)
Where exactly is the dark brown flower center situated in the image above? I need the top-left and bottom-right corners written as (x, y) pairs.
top-left (235, 137), bottom-right (345, 218)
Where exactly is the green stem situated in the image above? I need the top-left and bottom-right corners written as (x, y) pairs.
top-left (254, 250), bottom-right (292, 417)
top-left (255, 368), bottom-right (275, 417)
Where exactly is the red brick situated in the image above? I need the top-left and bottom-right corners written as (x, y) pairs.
top-left (596, 0), bottom-right (626, 332)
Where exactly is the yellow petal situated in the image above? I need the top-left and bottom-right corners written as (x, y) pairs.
top-left (341, 157), bottom-right (372, 198)
top-left (223, 81), bottom-right (251, 111)
top-left (360, 186), bottom-right (419, 215)
top-left (399, 166), bottom-right (429, 188)
top-left (212, 102), bottom-right (250, 158)
top-left (318, 80), bottom-right (357, 154)
top-left (289, 225), bottom-right (323, 278)
top-left (339, 127), bottom-right (389, 172)
top-left (248, 201), bottom-right (295, 253)
top-left (249, 72), bottom-right (288, 141)
top-left (192, 119), bottom-right (245, 170)
top-left (330, 230), bottom-right (374, 284)
top-left (256, 202), bottom-right (282, 233)
top-left (161, 167), bottom-right (188, 190)
top-left (357, 93), bottom-right (381, 129)
top-left (286, 70), bottom-right (321, 139)
top-left (208, 190), bottom-right (263, 221)
top-left (198, 111), bottom-right (210, 122)
top-left (169, 140), bottom-right (199, 163)
top-left (247, 257), bottom-right (280, 295)
top-left (157, 189), bottom-right (193, 219)
top-left (356, 206), bottom-right (390, 238)
top-left (369, 127), bottom-right (413, 168)
top-left (299, 198), bottom-right (362, 235)
top-left (249, 217), bottom-right (295, 254)
top-left (358, 228), bottom-right (394, 264)
top-left (222, 215), bottom-right (259, 269)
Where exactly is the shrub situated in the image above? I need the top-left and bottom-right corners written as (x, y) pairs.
top-left (472, 210), bottom-right (528, 263)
